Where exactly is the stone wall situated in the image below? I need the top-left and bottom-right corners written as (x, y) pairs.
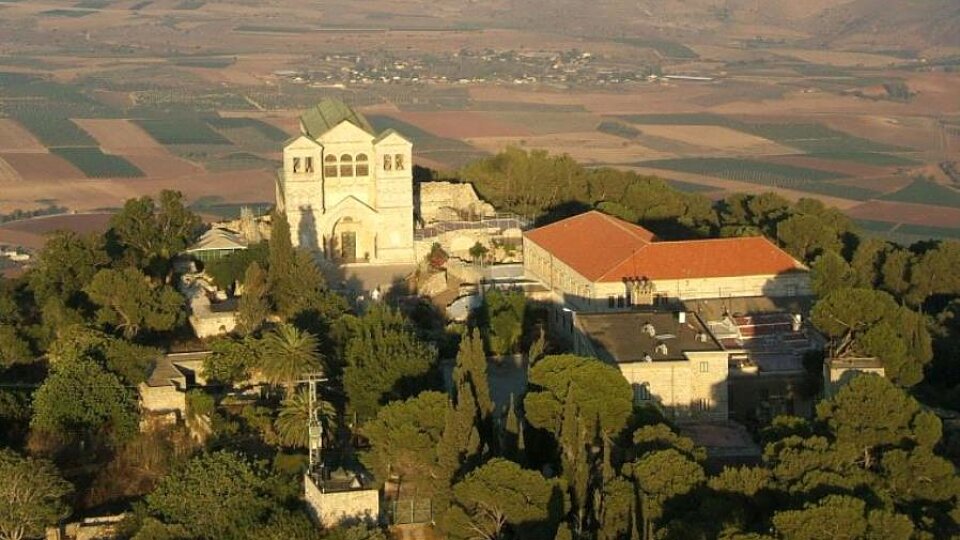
top-left (417, 181), bottom-right (495, 223)
top-left (139, 384), bottom-right (187, 415)
top-left (304, 475), bottom-right (380, 527)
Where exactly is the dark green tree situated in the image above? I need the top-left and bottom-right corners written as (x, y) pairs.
top-left (482, 289), bottom-right (526, 357)
top-left (811, 288), bottom-right (931, 386)
top-left (143, 452), bottom-right (272, 539)
top-left (816, 374), bottom-right (941, 469)
top-left (27, 230), bottom-right (109, 308)
top-left (109, 190), bottom-right (201, 279)
top-left (204, 335), bottom-right (263, 386)
top-left (203, 242), bottom-right (269, 291)
top-left (849, 237), bottom-right (891, 288)
top-left (236, 261), bottom-right (270, 336)
top-left (85, 267), bottom-right (183, 338)
top-left (524, 355), bottom-right (633, 443)
top-left (452, 329), bottom-right (494, 426)
top-left (360, 391), bottom-right (448, 496)
top-left (31, 357), bottom-right (138, 448)
top-left (771, 495), bottom-right (912, 540)
top-left (343, 306), bottom-right (437, 421)
top-left (438, 458), bottom-right (565, 540)
top-left (629, 449), bottom-right (705, 540)
top-left (267, 211), bottom-right (327, 320)
top-left (47, 325), bottom-right (159, 385)
top-left (809, 251), bottom-right (856, 297)
top-left (0, 448), bottom-right (72, 540)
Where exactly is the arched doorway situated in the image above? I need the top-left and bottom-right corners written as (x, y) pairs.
top-left (332, 216), bottom-right (360, 262)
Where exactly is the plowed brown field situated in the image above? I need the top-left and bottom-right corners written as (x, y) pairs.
top-left (846, 200), bottom-right (960, 228)
top-left (0, 119), bottom-right (46, 153)
top-left (0, 153), bottom-right (84, 182)
top-left (73, 119), bottom-right (168, 155)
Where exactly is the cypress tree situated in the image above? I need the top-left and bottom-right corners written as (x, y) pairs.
top-left (268, 210), bottom-right (297, 317)
top-left (503, 393), bottom-right (521, 460)
top-left (452, 329), bottom-right (494, 425)
top-left (236, 262), bottom-right (269, 335)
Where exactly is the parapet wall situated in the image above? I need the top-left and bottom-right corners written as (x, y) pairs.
top-left (304, 474), bottom-right (380, 528)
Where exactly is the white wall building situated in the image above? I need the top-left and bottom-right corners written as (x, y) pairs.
top-left (276, 99), bottom-right (415, 264)
top-left (523, 211), bottom-right (811, 334)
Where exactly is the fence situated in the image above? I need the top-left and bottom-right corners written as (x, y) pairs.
top-left (414, 213), bottom-right (531, 241)
top-left (387, 498), bottom-right (434, 525)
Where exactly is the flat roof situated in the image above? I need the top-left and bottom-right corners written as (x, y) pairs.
top-left (578, 310), bottom-right (721, 363)
top-left (826, 357), bottom-right (884, 370)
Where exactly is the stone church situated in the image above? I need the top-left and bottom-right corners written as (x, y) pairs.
top-left (275, 99), bottom-right (415, 264)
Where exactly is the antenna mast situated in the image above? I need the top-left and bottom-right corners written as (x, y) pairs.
top-left (297, 372), bottom-right (328, 473)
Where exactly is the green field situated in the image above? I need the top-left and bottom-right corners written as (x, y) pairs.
top-left (617, 113), bottom-right (910, 155)
top-left (203, 152), bottom-right (278, 172)
top-left (234, 25), bottom-right (312, 33)
top-left (805, 152), bottom-right (920, 167)
top-left (616, 38), bottom-right (699, 59)
top-left (880, 179), bottom-right (960, 208)
top-left (40, 8), bottom-right (94, 17)
top-left (0, 71), bottom-right (116, 117)
top-left (75, 0), bottom-right (112, 8)
top-left (638, 157), bottom-right (884, 200)
top-left (11, 113), bottom-right (98, 147)
top-left (204, 117), bottom-right (289, 142)
top-left (640, 157), bottom-right (845, 184)
top-left (663, 179), bottom-right (716, 193)
top-left (897, 223), bottom-right (960, 239)
top-left (51, 147), bottom-right (144, 178)
top-left (134, 118), bottom-right (232, 145)
top-left (169, 56), bottom-right (237, 69)
top-left (853, 219), bottom-right (898, 234)
top-left (597, 121), bottom-right (641, 140)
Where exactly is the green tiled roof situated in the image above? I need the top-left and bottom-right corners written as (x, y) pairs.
top-left (300, 99), bottom-right (374, 139)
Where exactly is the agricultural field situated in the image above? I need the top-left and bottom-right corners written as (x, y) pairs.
top-left (50, 148), bottom-right (144, 179)
top-left (880, 179), bottom-right (960, 209)
top-left (0, 0), bottom-right (957, 242)
top-left (0, 119), bottom-right (45, 153)
top-left (11, 113), bottom-right (99, 148)
top-left (639, 157), bottom-right (847, 186)
top-left (133, 118), bottom-right (232, 146)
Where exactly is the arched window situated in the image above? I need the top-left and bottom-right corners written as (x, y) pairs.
top-left (340, 154), bottom-right (353, 177)
top-left (324, 154), bottom-right (338, 177)
top-left (355, 154), bottom-right (369, 176)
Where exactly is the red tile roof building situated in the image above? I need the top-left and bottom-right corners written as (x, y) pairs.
top-left (524, 211), bottom-right (811, 309)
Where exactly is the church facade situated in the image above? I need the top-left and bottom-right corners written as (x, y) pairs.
top-left (275, 99), bottom-right (415, 264)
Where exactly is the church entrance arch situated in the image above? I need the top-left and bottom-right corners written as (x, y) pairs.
top-left (332, 216), bottom-right (360, 262)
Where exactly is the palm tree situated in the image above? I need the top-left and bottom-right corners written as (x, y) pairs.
top-left (260, 323), bottom-right (322, 391)
top-left (275, 387), bottom-right (338, 448)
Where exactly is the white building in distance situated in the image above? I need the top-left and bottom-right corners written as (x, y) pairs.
top-left (276, 99), bottom-right (415, 264)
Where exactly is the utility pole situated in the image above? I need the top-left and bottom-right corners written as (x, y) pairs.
top-left (297, 372), bottom-right (328, 474)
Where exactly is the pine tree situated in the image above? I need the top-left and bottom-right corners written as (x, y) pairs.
top-left (236, 262), bottom-right (269, 335)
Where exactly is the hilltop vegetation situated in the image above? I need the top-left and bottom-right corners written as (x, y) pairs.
top-left (1, 158), bottom-right (959, 538)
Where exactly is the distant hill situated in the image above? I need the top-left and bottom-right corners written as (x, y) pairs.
top-left (473, 0), bottom-right (960, 54)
